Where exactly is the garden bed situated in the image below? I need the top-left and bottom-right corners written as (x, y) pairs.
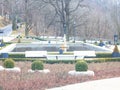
top-left (0, 61), bottom-right (120, 90)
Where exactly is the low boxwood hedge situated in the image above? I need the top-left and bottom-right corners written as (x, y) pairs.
top-left (45, 60), bottom-right (76, 64)
top-left (9, 54), bottom-right (25, 58)
top-left (46, 58), bottom-right (120, 64)
top-left (31, 61), bottom-right (44, 70)
top-left (7, 52), bottom-right (112, 58)
top-left (96, 53), bottom-right (112, 58)
top-left (85, 58), bottom-right (120, 63)
top-left (0, 58), bottom-right (120, 64)
top-left (75, 60), bottom-right (88, 71)
top-left (4, 58), bottom-right (15, 68)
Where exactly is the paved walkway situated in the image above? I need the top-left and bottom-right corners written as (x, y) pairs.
top-left (0, 44), bottom-right (16, 53)
top-left (47, 77), bottom-right (120, 90)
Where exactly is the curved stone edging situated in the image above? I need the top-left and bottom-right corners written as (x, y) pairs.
top-left (5, 67), bottom-right (21, 72)
top-left (68, 70), bottom-right (94, 76)
top-left (0, 66), bottom-right (4, 71)
top-left (28, 69), bottom-right (50, 73)
top-left (0, 66), bottom-right (21, 72)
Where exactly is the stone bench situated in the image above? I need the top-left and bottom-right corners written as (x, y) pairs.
top-left (25, 51), bottom-right (47, 58)
top-left (74, 51), bottom-right (96, 59)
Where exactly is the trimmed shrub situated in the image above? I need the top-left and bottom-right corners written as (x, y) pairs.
top-left (9, 54), bottom-right (25, 58)
top-left (113, 45), bottom-right (119, 52)
top-left (75, 60), bottom-right (88, 71)
top-left (3, 58), bottom-right (15, 68)
top-left (1, 58), bottom-right (120, 64)
top-left (10, 52), bottom-right (86, 59)
top-left (96, 53), bottom-right (112, 58)
top-left (112, 45), bottom-right (120, 57)
top-left (31, 61), bottom-right (44, 70)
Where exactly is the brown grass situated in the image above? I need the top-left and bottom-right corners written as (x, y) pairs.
top-left (0, 16), bottom-right (10, 28)
top-left (0, 62), bottom-right (120, 90)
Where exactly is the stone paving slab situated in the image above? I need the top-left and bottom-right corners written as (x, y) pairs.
top-left (47, 77), bottom-right (120, 90)
top-left (0, 44), bottom-right (16, 53)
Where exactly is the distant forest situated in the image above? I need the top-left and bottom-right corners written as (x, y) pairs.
top-left (0, 0), bottom-right (120, 41)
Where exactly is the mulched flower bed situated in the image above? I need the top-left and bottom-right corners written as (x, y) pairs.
top-left (0, 62), bottom-right (120, 90)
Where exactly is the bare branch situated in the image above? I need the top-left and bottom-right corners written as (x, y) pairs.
top-left (69, 0), bottom-right (87, 13)
top-left (47, 12), bottom-right (58, 28)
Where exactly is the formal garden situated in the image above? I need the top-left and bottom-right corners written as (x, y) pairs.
top-left (0, 32), bottom-right (120, 90)
top-left (0, 60), bottom-right (120, 90)
top-left (1, 0), bottom-right (120, 90)
top-left (0, 49), bottom-right (120, 90)
top-left (0, 36), bottom-right (119, 90)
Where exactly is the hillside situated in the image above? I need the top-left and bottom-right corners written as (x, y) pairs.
top-left (0, 16), bottom-right (10, 28)
top-left (0, 0), bottom-right (118, 40)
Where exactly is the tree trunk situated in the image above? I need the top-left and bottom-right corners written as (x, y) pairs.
top-left (65, 0), bottom-right (70, 41)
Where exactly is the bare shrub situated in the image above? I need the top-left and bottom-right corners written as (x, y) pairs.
top-left (0, 62), bottom-right (120, 90)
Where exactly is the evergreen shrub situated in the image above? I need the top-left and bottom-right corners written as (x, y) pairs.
top-left (75, 60), bottom-right (88, 71)
top-left (3, 58), bottom-right (15, 68)
top-left (112, 45), bottom-right (120, 57)
top-left (31, 61), bottom-right (44, 70)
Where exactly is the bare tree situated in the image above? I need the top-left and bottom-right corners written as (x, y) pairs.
top-left (24, 0), bottom-right (48, 37)
top-left (0, 0), bottom-right (117, 41)
top-left (42, 0), bottom-right (86, 41)
top-left (110, 1), bottom-right (120, 41)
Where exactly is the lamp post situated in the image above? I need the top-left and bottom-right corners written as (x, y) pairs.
top-left (114, 34), bottom-right (118, 45)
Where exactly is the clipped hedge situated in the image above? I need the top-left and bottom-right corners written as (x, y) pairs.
top-left (12, 58), bottom-right (44, 62)
top-left (75, 60), bottom-right (88, 71)
top-left (96, 53), bottom-right (112, 58)
top-left (0, 58), bottom-right (120, 64)
top-left (85, 58), bottom-right (120, 63)
top-left (45, 58), bottom-right (120, 63)
top-left (45, 60), bottom-right (76, 64)
top-left (9, 54), bottom-right (25, 58)
top-left (112, 45), bottom-right (120, 57)
top-left (7, 52), bottom-right (112, 58)
top-left (3, 58), bottom-right (15, 68)
top-left (31, 61), bottom-right (44, 70)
